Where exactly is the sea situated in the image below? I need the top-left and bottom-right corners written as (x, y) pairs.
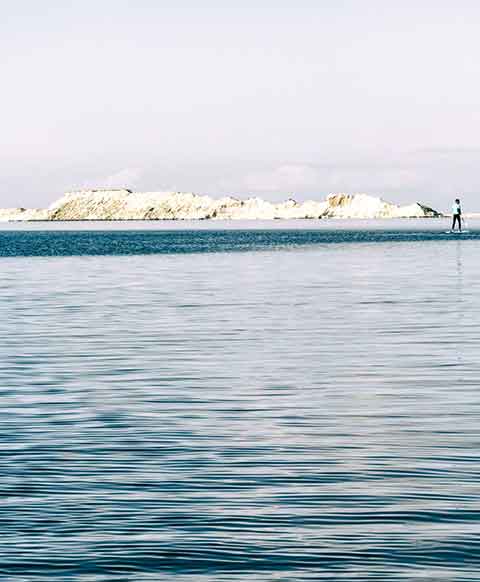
top-left (2, 218), bottom-right (480, 581)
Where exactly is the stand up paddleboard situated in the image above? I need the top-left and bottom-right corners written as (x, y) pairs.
top-left (445, 230), bottom-right (470, 234)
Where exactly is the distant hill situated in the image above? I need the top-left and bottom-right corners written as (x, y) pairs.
top-left (0, 190), bottom-right (441, 221)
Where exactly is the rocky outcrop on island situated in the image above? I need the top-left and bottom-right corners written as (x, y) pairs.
top-left (321, 194), bottom-right (439, 219)
top-left (0, 189), bottom-right (441, 221)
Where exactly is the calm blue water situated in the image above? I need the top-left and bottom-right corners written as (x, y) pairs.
top-left (2, 221), bottom-right (480, 580)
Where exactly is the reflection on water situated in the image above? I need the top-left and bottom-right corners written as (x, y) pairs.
top-left (2, 233), bottom-right (480, 581)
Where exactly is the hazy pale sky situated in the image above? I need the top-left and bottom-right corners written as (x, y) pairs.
top-left (2, 0), bottom-right (480, 210)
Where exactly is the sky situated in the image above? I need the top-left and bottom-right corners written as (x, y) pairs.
top-left (2, 0), bottom-right (480, 211)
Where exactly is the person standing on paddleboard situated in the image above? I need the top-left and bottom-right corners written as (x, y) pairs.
top-left (452, 198), bottom-right (462, 232)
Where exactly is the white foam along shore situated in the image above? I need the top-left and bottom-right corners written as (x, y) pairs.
top-left (0, 190), bottom-right (441, 221)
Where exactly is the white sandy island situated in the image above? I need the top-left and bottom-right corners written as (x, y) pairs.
top-left (0, 190), bottom-right (441, 221)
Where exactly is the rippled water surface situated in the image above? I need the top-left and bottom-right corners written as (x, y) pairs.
top-left (2, 222), bottom-right (480, 580)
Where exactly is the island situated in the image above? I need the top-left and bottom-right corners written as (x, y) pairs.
top-left (0, 190), bottom-right (441, 221)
